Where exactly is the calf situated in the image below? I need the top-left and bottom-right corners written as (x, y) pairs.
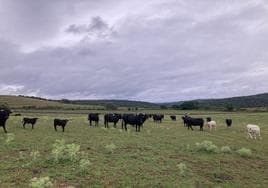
top-left (22, 118), bottom-right (38, 129)
top-left (183, 115), bottom-right (204, 131)
top-left (206, 120), bottom-right (217, 132)
top-left (88, 113), bottom-right (99, 126)
top-left (0, 109), bottom-right (11, 133)
top-left (153, 114), bottom-right (164, 123)
top-left (226, 119), bottom-right (232, 127)
top-left (54, 119), bottom-right (69, 132)
top-left (246, 124), bottom-right (261, 140)
top-left (170, 115), bottom-right (176, 121)
top-left (104, 113), bottom-right (121, 128)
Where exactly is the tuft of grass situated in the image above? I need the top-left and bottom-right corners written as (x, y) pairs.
top-left (237, 148), bottom-right (252, 158)
top-left (30, 176), bottom-right (53, 188)
top-left (177, 163), bottom-right (188, 177)
top-left (195, 140), bottom-right (219, 153)
top-left (220, 146), bottom-right (232, 154)
top-left (105, 143), bottom-right (117, 154)
top-left (79, 159), bottom-right (92, 174)
top-left (5, 133), bottom-right (15, 146)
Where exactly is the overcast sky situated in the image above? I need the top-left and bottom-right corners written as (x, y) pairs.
top-left (0, 0), bottom-right (267, 102)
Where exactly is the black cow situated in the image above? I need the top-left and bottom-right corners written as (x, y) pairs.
top-left (22, 118), bottom-right (38, 129)
top-left (0, 109), bottom-right (11, 133)
top-left (153, 114), bottom-right (164, 123)
top-left (226, 119), bottom-right (232, 127)
top-left (104, 113), bottom-right (121, 128)
top-left (181, 116), bottom-right (187, 127)
top-left (54, 119), bottom-right (68, 132)
top-left (183, 115), bottom-right (204, 131)
top-left (170, 115), bottom-right (176, 121)
top-left (206, 117), bottom-right (212, 122)
top-left (122, 114), bottom-right (147, 132)
top-left (88, 113), bottom-right (99, 126)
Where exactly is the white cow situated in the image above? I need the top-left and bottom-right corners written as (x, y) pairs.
top-left (207, 120), bottom-right (217, 132)
top-left (246, 124), bottom-right (261, 140)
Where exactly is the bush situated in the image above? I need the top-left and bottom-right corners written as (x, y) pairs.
top-left (51, 139), bottom-right (81, 163)
top-left (177, 163), bottom-right (188, 176)
top-left (79, 159), bottom-right (91, 174)
top-left (195, 140), bottom-right (219, 153)
top-left (30, 176), bottom-right (53, 188)
top-left (221, 146), bottom-right (232, 153)
top-left (237, 148), bottom-right (252, 158)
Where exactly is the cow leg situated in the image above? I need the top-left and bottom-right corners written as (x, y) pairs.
top-left (190, 125), bottom-right (194, 131)
top-left (3, 125), bottom-right (7, 133)
top-left (54, 125), bottom-right (57, 132)
top-left (23, 122), bottom-right (26, 129)
top-left (32, 123), bottom-right (34, 129)
top-left (113, 122), bottom-right (116, 128)
top-left (62, 125), bottom-right (65, 132)
top-left (90, 120), bottom-right (92, 126)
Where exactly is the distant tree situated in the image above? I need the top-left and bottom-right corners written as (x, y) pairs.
top-left (179, 101), bottom-right (199, 110)
top-left (225, 104), bottom-right (234, 111)
top-left (160, 105), bottom-right (168, 109)
top-left (105, 103), bottom-right (118, 110)
top-left (171, 105), bottom-right (180, 110)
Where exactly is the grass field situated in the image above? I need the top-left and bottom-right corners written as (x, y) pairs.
top-left (0, 110), bottom-right (267, 187)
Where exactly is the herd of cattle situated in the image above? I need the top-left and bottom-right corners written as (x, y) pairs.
top-left (0, 109), bottom-right (262, 139)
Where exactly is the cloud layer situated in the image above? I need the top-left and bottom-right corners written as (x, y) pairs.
top-left (0, 0), bottom-right (268, 102)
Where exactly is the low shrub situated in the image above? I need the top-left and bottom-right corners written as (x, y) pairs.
top-left (221, 146), bottom-right (232, 153)
top-left (237, 148), bottom-right (252, 158)
top-left (30, 176), bottom-right (53, 188)
top-left (195, 140), bottom-right (219, 153)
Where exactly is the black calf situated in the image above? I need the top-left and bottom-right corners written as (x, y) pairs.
top-left (0, 109), bottom-right (11, 133)
top-left (22, 118), bottom-right (38, 129)
top-left (88, 113), bottom-right (99, 126)
top-left (54, 119), bottom-right (68, 132)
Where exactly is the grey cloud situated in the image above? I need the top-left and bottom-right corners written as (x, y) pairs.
top-left (0, 0), bottom-right (268, 102)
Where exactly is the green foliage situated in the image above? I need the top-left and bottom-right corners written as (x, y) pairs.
top-left (195, 140), bottom-right (219, 153)
top-left (105, 103), bottom-right (118, 110)
top-left (177, 163), bottom-right (188, 176)
top-left (220, 146), bottom-right (232, 153)
top-left (5, 133), bottom-right (15, 145)
top-left (79, 159), bottom-right (92, 174)
top-left (179, 101), bottom-right (199, 110)
top-left (225, 104), bottom-right (234, 111)
top-left (30, 177), bottom-right (53, 188)
top-left (237, 148), bottom-right (252, 158)
top-left (105, 143), bottom-right (117, 154)
top-left (51, 139), bottom-right (81, 163)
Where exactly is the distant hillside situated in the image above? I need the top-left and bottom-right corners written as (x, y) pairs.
top-left (60, 99), bottom-right (159, 109)
top-left (0, 95), bottom-right (159, 110)
top-left (165, 93), bottom-right (268, 110)
top-left (0, 95), bottom-right (101, 110)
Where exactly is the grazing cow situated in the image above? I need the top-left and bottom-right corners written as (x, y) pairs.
top-left (122, 114), bottom-right (147, 132)
top-left (54, 119), bottom-right (69, 132)
top-left (22, 118), bottom-right (38, 129)
top-left (183, 115), bottom-right (204, 131)
top-left (226, 119), bottom-right (232, 127)
top-left (246, 124), bottom-right (261, 140)
top-left (153, 114), bottom-right (164, 123)
top-left (104, 113), bottom-right (121, 128)
top-left (170, 115), bottom-right (176, 121)
top-left (88, 113), bottom-right (99, 126)
top-left (0, 109), bottom-right (11, 133)
top-left (206, 120), bottom-right (217, 132)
